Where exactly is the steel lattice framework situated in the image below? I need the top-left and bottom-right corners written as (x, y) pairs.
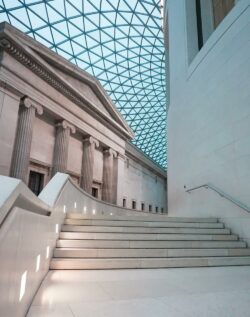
top-left (0, 0), bottom-right (167, 169)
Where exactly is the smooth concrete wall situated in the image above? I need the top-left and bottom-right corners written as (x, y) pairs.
top-left (167, 0), bottom-right (250, 243)
top-left (124, 157), bottom-right (167, 212)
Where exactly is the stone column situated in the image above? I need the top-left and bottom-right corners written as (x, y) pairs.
top-left (52, 120), bottom-right (75, 176)
top-left (10, 97), bottom-right (43, 183)
top-left (102, 148), bottom-right (117, 203)
top-left (81, 136), bottom-right (99, 194)
top-left (114, 153), bottom-right (126, 206)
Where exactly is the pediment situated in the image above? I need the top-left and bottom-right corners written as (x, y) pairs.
top-left (0, 22), bottom-right (134, 140)
top-left (36, 55), bottom-right (111, 117)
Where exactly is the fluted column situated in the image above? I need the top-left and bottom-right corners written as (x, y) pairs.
top-left (52, 120), bottom-right (75, 176)
top-left (102, 148), bottom-right (117, 203)
top-left (81, 136), bottom-right (99, 194)
top-left (10, 97), bottom-right (43, 183)
top-left (114, 153), bottom-right (125, 205)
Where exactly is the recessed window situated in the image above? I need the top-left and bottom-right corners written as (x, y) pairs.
top-left (132, 200), bottom-right (136, 210)
top-left (196, 0), bottom-right (203, 50)
top-left (187, 0), bottom-right (236, 63)
top-left (92, 187), bottom-right (98, 198)
top-left (149, 205), bottom-right (152, 212)
top-left (123, 198), bottom-right (126, 208)
top-left (141, 203), bottom-right (145, 211)
top-left (28, 171), bottom-right (44, 195)
top-left (155, 206), bottom-right (158, 213)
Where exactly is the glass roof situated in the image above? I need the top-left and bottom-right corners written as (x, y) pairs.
top-left (0, 0), bottom-right (167, 169)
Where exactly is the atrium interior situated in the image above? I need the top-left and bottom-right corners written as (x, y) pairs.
top-left (0, 0), bottom-right (250, 316)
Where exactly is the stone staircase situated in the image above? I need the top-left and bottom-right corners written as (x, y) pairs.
top-left (50, 213), bottom-right (250, 269)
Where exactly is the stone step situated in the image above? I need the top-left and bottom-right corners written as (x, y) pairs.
top-left (57, 239), bottom-right (246, 249)
top-left (66, 213), bottom-right (218, 223)
top-left (50, 256), bottom-right (250, 270)
top-left (54, 247), bottom-right (250, 258)
top-left (64, 219), bottom-right (224, 228)
top-left (61, 225), bottom-right (230, 235)
top-left (59, 232), bottom-right (238, 241)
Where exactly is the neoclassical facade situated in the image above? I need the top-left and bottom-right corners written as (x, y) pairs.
top-left (0, 22), bottom-right (167, 211)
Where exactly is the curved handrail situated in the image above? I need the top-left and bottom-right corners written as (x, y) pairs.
top-left (0, 176), bottom-right (50, 228)
top-left (186, 183), bottom-right (250, 213)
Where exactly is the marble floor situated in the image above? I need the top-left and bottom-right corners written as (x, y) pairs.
top-left (27, 266), bottom-right (250, 317)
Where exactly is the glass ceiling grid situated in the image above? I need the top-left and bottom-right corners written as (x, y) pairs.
top-left (0, 0), bottom-right (167, 169)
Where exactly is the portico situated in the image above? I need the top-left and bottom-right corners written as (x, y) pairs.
top-left (0, 23), bottom-right (167, 210)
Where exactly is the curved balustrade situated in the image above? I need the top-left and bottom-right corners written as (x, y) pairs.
top-left (0, 173), bottom-right (166, 317)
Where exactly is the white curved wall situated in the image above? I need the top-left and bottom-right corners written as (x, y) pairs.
top-left (167, 0), bottom-right (250, 242)
top-left (0, 173), bottom-right (167, 316)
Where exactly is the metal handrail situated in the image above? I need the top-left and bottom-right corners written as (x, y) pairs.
top-left (186, 183), bottom-right (250, 213)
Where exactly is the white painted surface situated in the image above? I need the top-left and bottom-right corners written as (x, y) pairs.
top-left (167, 0), bottom-right (250, 243)
top-left (27, 266), bottom-right (250, 317)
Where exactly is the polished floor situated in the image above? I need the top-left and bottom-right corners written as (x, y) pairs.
top-left (27, 266), bottom-right (250, 317)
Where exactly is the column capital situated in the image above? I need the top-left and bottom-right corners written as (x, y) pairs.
top-left (20, 96), bottom-right (43, 115)
top-left (103, 148), bottom-right (117, 158)
top-left (56, 120), bottom-right (76, 134)
top-left (83, 136), bottom-right (99, 148)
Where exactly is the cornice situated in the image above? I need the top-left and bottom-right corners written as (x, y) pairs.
top-left (0, 23), bottom-right (134, 141)
top-left (125, 142), bottom-right (167, 179)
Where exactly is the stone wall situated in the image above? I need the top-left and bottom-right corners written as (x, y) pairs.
top-left (124, 156), bottom-right (167, 212)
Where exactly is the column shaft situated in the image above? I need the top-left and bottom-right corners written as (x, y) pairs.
top-left (81, 137), bottom-right (99, 194)
top-left (10, 97), bottom-right (42, 183)
top-left (52, 122), bottom-right (71, 176)
top-left (114, 154), bottom-right (125, 206)
top-left (102, 149), bottom-right (116, 203)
